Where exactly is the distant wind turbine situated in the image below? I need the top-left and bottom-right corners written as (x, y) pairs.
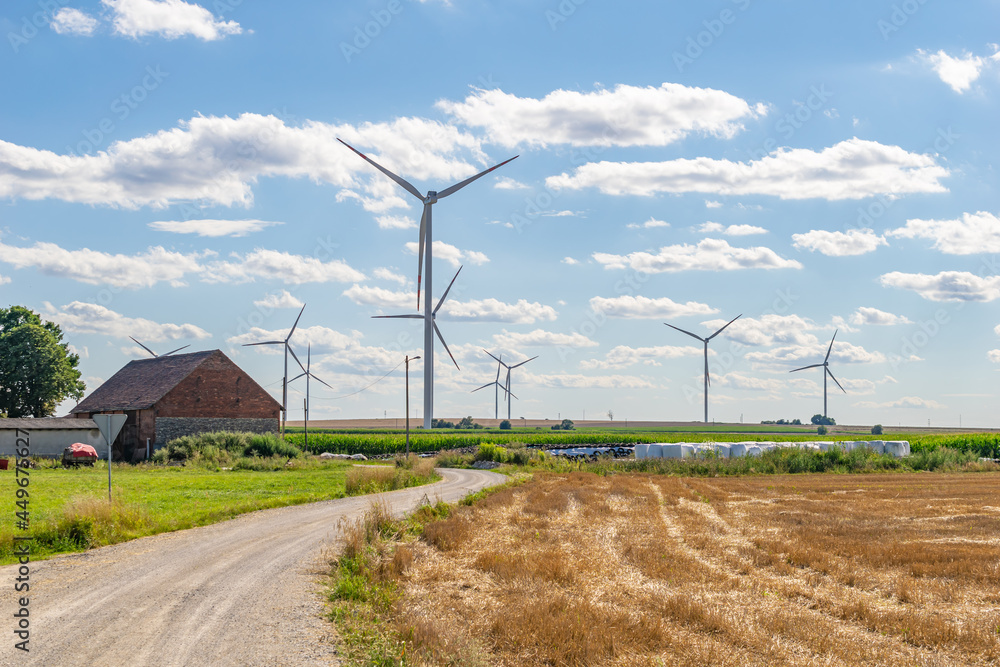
top-left (790, 329), bottom-right (846, 419)
top-left (338, 138), bottom-right (517, 428)
top-left (129, 336), bottom-right (189, 358)
top-left (289, 343), bottom-right (332, 450)
top-left (472, 350), bottom-right (511, 420)
top-left (664, 314), bottom-right (742, 423)
top-left (243, 304), bottom-right (307, 435)
top-left (486, 351), bottom-right (537, 421)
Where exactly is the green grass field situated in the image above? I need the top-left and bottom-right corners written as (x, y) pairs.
top-left (1, 461), bottom-right (356, 565)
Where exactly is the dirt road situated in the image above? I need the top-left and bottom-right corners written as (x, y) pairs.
top-left (1, 468), bottom-right (505, 667)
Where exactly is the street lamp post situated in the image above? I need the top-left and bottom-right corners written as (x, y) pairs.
top-left (405, 355), bottom-right (421, 457)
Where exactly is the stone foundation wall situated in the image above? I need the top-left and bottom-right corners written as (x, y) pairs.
top-left (155, 417), bottom-right (280, 446)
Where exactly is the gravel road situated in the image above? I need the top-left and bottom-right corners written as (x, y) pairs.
top-left (1, 468), bottom-right (505, 667)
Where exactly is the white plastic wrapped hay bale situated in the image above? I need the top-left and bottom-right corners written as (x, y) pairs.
top-left (746, 446), bottom-right (762, 457)
top-left (860, 440), bottom-right (885, 454)
top-left (729, 443), bottom-right (748, 457)
top-left (884, 441), bottom-right (910, 457)
top-left (661, 443), bottom-right (695, 459)
top-left (647, 443), bottom-right (664, 458)
top-left (713, 443), bottom-right (731, 458)
top-left (634, 444), bottom-right (649, 460)
top-left (817, 441), bottom-right (838, 452)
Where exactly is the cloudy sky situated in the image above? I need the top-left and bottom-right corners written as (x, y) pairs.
top-left (2, 0), bottom-right (999, 426)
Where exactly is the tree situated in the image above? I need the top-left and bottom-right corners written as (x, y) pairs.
top-left (607, 409), bottom-right (614, 421)
top-left (499, 419), bottom-right (511, 430)
top-left (817, 425), bottom-right (828, 435)
top-left (810, 414), bottom-right (836, 426)
top-left (871, 424), bottom-right (883, 435)
top-left (0, 306), bottom-right (85, 418)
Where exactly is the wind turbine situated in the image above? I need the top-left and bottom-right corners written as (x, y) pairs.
top-left (472, 350), bottom-right (511, 420)
top-left (289, 343), bottom-right (332, 450)
top-left (373, 267), bottom-right (464, 411)
top-left (129, 336), bottom-right (189, 358)
top-left (486, 352), bottom-right (537, 421)
top-left (790, 329), bottom-right (846, 419)
top-left (338, 138), bottom-right (517, 428)
top-left (664, 314), bottom-right (742, 423)
top-left (242, 304), bottom-right (307, 435)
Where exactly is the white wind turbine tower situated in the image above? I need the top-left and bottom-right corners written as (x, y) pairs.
top-left (338, 138), bottom-right (517, 429)
top-left (129, 336), bottom-right (189, 358)
top-left (373, 266), bottom-right (465, 414)
top-left (242, 304), bottom-right (307, 435)
top-left (664, 314), bottom-right (742, 423)
top-left (487, 351), bottom-right (537, 421)
top-left (790, 329), bottom-right (846, 419)
top-left (472, 350), bottom-right (511, 420)
top-left (289, 343), bottom-right (332, 450)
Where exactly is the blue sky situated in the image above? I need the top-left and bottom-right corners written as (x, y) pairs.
top-left (2, 0), bottom-right (999, 426)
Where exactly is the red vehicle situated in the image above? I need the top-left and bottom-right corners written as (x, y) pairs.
top-left (63, 443), bottom-right (99, 467)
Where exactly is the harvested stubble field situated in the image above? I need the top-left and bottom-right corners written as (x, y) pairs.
top-left (368, 472), bottom-right (1000, 666)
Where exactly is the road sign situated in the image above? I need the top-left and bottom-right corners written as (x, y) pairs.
top-left (93, 414), bottom-right (127, 446)
top-left (92, 414), bottom-right (127, 501)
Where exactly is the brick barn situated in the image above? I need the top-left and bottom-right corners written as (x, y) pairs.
top-left (70, 350), bottom-right (281, 461)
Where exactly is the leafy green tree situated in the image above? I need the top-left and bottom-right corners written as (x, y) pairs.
top-left (817, 425), bottom-right (828, 435)
top-left (499, 419), bottom-right (512, 430)
top-left (871, 424), bottom-right (883, 435)
top-left (810, 414), bottom-right (836, 426)
top-left (0, 306), bottom-right (85, 418)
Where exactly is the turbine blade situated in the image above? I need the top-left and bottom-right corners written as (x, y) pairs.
top-left (337, 138), bottom-right (423, 200)
top-left (433, 322), bottom-right (460, 370)
top-left (243, 340), bottom-right (284, 346)
top-left (484, 349), bottom-right (507, 367)
top-left (287, 304), bottom-right (306, 341)
top-left (507, 389), bottom-right (519, 401)
top-left (310, 373), bottom-right (333, 390)
top-left (824, 329), bottom-right (838, 363)
top-left (287, 344), bottom-right (305, 373)
top-left (827, 367), bottom-right (847, 393)
top-left (664, 322), bottom-right (705, 342)
top-left (707, 313), bottom-right (742, 341)
top-left (706, 370), bottom-right (711, 388)
top-left (161, 345), bottom-right (190, 357)
top-left (372, 314), bottom-right (424, 319)
top-left (789, 363), bottom-right (824, 373)
top-left (436, 155), bottom-right (519, 199)
top-left (416, 206), bottom-right (427, 310)
top-left (510, 355), bottom-right (538, 369)
top-left (471, 382), bottom-right (494, 393)
top-left (289, 372), bottom-right (307, 383)
top-left (130, 336), bottom-right (157, 357)
top-left (434, 266), bottom-right (463, 314)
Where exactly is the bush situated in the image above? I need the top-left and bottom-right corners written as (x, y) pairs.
top-left (474, 443), bottom-right (509, 463)
top-left (871, 424), bottom-right (883, 435)
top-left (817, 425), bottom-right (828, 435)
top-left (157, 431), bottom-right (303, 466)
top-left (551, 419), bottom-right (575, 431)
top-left (499, 420), bottom-right (512, 430)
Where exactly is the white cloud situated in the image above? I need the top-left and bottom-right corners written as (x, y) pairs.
top-left (697, 222), bottom-right (766, 236)
top-left (921, 49), bottom-right (985, 93)
top-left (523, 372), bottom-right (656, 390)
top-left (103, 0), bottom-right (242, 41)
top-left (547, 138), bottom-right (949, 201)
top-left (0, 275), bottom-right (9, 286)
top-left (404, 240), bottom-right (488, 267)
top-left (441, 298), bottom-right (558, 324)
top-left (887, 211), bottom-right (1000, 255)
top-left (494, 177), bottom-right (530, 190)
top-left (712, 373), bottom-right (782, 392)
top-left (705, 200), bottom-right (723, 208)
top-left (880, 271), bottom-right (1000, 302)
top-left (849, 307), bottom-right (912, 326)
top-left (44, 301), bottom-right (210, 341)
top-left (375, 215), bottom-right (417, 230)
top-left (561, 257), bottom-right (580, 265)
top-left (437, 83), bottom-right (766, 148)
top-left (492, 329), bottom-right (598, 348)
top-left (705, 314), bottom-right (817, 347)
top-left (148, 219), bottom-right (282, 237)
top-left (593, 239), bottom-right (801, 273)
top-left (589, 295), bottom-right (717, 319)
top-left (989, 350), bottom-right (1000, 364)
top-left (747, 340), bottom-right (886, 367)
top-left (580, 345), bottom-right (702, 370)
top-left (626, 217), bottom-right (670, 230)
top-left (202, 249), bottom-right (365, 285)
top-left (253, 290), bottom-right (303, 309)
top-left (373, 268), bottom-right (409, 285)
top-left (542, 210), bottom-right (580, 217)
top-left (0, 113), bottom-right (487, 210)
top-left (792, 228), bottom-right (887, 256)
top-left (229, 325), bottom-right (363, 356)
top-left (854, 396), bottom-right (945, 410)
top-left (342, 284), bottom-right (412, 310)
top-left (51, 8), bottom-right (98, 35)
top-left (0, 240), bottom-right (205, 288)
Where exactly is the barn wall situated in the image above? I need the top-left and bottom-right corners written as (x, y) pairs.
top-left (0, 428), bottom-right (105, 458)
top-left (156, 352), bottom-right (281, 420)
top-left (154, 417), bottom-right (280, 445)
